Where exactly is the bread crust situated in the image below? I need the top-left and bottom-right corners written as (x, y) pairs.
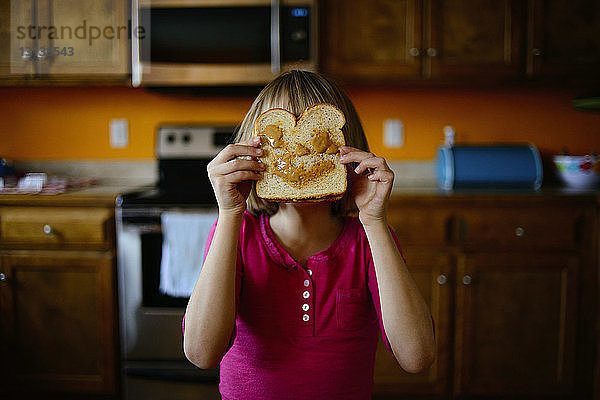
top-left (253, 103), bottom-right (347, 202)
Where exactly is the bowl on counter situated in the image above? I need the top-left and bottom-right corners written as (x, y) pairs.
top-left (553, 155), bottom-right (600, 189)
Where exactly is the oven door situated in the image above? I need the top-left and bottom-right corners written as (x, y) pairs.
top-left (132, 0), bottom-right (317, 86)
top-left (116, 208), bottom-right (219, 383)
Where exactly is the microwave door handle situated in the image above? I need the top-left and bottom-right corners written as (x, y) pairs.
top-left (131, 0), bottom-right (142, 87)
top-left (270, 0), bottom-right (281, 74)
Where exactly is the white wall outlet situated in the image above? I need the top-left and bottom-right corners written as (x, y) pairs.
top-left (383, 119), bottom-right (404, 148)
top-left (110, 119), bottom-right (129, 148)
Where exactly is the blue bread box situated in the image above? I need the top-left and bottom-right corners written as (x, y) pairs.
top-left (436, 144), bottom-right (543, 190)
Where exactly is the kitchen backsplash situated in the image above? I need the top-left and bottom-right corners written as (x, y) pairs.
top-left (1, 86), bottom-right (599, 162)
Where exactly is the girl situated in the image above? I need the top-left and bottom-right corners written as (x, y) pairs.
top-left (183, 70), bottom-right (435, 400)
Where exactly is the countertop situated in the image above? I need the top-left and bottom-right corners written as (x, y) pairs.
top-left (0, 183), bottom-right (598, 207)
top-left (0, 184), bottom-right (138, 207)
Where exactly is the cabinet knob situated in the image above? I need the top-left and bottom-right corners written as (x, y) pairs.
top-left (437, 274), bottom-right (448, 285)
top-left (515, 227), bottom-right (525, 237)
top-left (427, 48), bottom-right (438, 57)
top-left (409, 47), bottom-right (421, 57)
top-left (462, 275), bottom-right (473, 285)
top-left (43, 224), bottom-right (54, 236)
top-left (21, 48), bottom-right (33, 60)
top-left (532, 48), bottom-right (542, 56)
top-left (0, 272), bottom-right (7, 283)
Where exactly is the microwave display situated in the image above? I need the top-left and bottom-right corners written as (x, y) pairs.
top-left (140, 6), bottom-right (311, 64)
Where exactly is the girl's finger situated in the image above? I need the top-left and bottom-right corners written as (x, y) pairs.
top-left (214, 159), bottom-right (265, 176)
top-left (338, 145), bottom-right (360, 155)
top-left (339, 148), bottom-right (374, 164)
top-left (367, 170), bottom-right (394, 182)
top-left (215, 143), bottom-right (263, 163)
top-left (353, 156), bottom-right (389, 175)
top-left (226, 170), bottom-right (263, 184)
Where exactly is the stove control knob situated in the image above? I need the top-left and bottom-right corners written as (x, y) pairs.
top-left (182, 134), bottom-right (191, 144)
top-left (167, 134), bottom-right (176, 144)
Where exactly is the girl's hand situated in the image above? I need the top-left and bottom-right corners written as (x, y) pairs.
top-left (339, 146), bottom-right (395, 226)
top-left (207, 137), bottom-right (265, 216)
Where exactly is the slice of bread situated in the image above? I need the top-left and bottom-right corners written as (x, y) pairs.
top-left (253, 103), bottom-right (347, 202)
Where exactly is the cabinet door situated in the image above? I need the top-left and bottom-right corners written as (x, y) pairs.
top-left (372, 248), bottom-right (452, 397)
top-left (34, 0), bottom-right (128, 79)
top-left (427, 0), bottom-right (525, 80)
top-left (0, 0), bottom-right (35, 80)
top-left (454, 252), bottom-right (577, 396)
top-left (528, 0), bottom-right (600, 79)
top-left (0, 251), bottom-right (117, 395)
top-left (321, 0), bottom-right (423, 83)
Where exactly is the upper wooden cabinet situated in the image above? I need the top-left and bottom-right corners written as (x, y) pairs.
top-left (427, 0), bottom-right (524, 81)
top-left (321, 0), bottom-right (600, 84)
top-left (527, 0), bottom-right (600, 79)
top-left (0, 0), bottom-right (129, 85)
top-left (322, 0), bottom-right (423, 82)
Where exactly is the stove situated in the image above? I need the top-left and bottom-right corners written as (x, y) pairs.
top-left (116, 125), bottom-right (233, 400)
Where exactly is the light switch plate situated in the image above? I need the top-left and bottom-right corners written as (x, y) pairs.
top-left (384, 119), bottom-right (404, 148)
top-left (110, 119), bottom-right (129, 148)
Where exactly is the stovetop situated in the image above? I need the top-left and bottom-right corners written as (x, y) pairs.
top-left (117, 186), bottom-right (217, 208)
top-left (117, 124), bottom-right (233, 209)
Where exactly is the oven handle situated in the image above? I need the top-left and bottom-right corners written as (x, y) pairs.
top-left (122, 223), bottom-right (162, 234)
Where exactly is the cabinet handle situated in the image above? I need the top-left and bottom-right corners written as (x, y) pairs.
top-left (532, 48), bottom-right (542, 56)
top-left (0, 272), bottom-right (7, 282)
top-left (131, 0), bottom-right (142, 87)
top-left (462, 275), bottom-right (473, 285)
top-left (270, 0), bottom-right (281, 74)
top-left (409, 47), bottom-right (421, 57)
top-left (43, 224), bottom-right (54, 236)
top-left (515, 226), bottom-right (525, 237)
top-left (437, 274), bottom-right (448, 285)
top-left (427, 48), bottom-right (438, 57)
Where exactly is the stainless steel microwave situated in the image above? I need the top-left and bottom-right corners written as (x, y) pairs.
top-left (131, 0), bottom-right (318, 87)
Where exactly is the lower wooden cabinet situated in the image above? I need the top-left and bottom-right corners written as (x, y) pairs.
top-left (454, 252), bottom-right (578, 396)
top-left (373, 249), bottom-right (453, 397)
top-left (373, 195), bottom-right (596, 399)
top-left (0, 205), bottom-right (119, 399)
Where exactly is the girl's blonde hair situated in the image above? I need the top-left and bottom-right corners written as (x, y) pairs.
top-left (234, 70), bottom-right (369, 217)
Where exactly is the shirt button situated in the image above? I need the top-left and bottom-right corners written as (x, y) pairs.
top-left (302, 303), bottom-right (309, 311)
top-left (303, 279), bottom-right (310, 287)
top-left (302, 290), bottom-right (310, 299)
top-left (302, 314), bottom-right (310, 322)
top-left (307, 269), bottom-right (313, 276)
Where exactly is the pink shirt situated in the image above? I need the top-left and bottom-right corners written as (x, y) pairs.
top-left (198, 211), bottom-right (404, 400)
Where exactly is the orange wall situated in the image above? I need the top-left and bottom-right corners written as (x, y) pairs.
top-left (1, 86), bottom-right (599, 161)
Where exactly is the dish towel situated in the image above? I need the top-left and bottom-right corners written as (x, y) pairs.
top-left (159, 211), bottom-right (218, 298)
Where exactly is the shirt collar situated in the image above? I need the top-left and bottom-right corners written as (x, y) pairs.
top-left (259, 212), bottom-right (355, 270)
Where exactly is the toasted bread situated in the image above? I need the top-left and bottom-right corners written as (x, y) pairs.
top-left (253, 103), bottom-right (347, 202)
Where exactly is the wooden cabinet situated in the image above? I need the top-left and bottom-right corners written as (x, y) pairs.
top-left (373, 195), bottom-right (596, 399)
top-left (454, 252), bottom-right (577, 396)
top-left (0, 205), bottom-right (119, 398)
top-left (322, 0), bottom-right (423, 82)
top-left (527, 0), bottom-right (600, 79)
top-left (321, 0), bottom-right (524, 83)
top-left (0, 0), bottom-right (129, 85)
top-left (373, 249), bottom-right (453, 397)
top-left (322, 0), bottom-right (599, 84)
top-left (427, 0), bottom-right (524, 81)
